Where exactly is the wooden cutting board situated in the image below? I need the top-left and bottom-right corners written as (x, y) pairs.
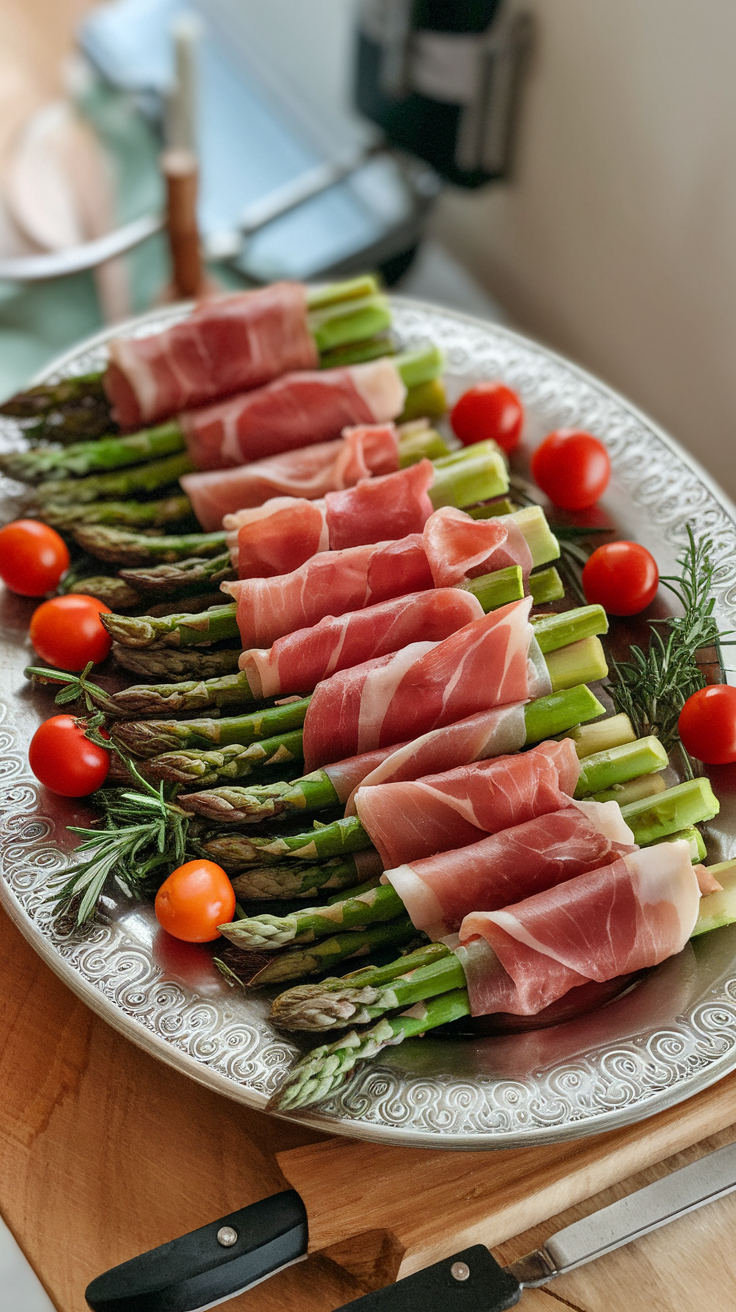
top-left (3, 897), bottom-right (736, 1312)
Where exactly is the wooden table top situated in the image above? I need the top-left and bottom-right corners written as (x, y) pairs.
top-left (3, 902), bottom-right (736, 1312)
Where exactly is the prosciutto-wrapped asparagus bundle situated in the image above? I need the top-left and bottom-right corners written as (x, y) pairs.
top-left (225, 449), bottom-right (508, 577)
top-left (181, 423), bottom-right (402, 531)
top-left (223, 504), bottom-right (555, 649)
top-left (105, 277), bottom-right (389, 428)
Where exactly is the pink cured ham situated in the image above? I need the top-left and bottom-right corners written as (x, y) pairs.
top-left (353, 737), bottom-right (579, 868)
top-left (223, 536), bottom-right (433, 649)
top-left (457, 841), bottom-right (700, 1016)
top-left (385, 801), bottom-right (636, 939)
top-left (241, 589), bottom-right (484, 697)
top-left (302, 597), bottom-right (550, 769)
top-left (344, 704), bottom-right (530, 812)
top-left (425, 506), bottom-right (534, 586)
top-left (105, 283), bottom-right (317, 429)
top-left (181, 424), bottom-right (399, 531)
top-left (180, 358), bottom-right (406, 469)
top-left (230, 461), bottom-right (436, 578)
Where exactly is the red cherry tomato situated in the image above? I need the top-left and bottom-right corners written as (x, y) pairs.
top-left (678, 685), bottom-right (736, 765)
top-left (531, 429), bottom-right (611, 510)
top-left (28, 714), bottom-right (110, 796)
top-left (582, 541), bottom-right (659, 616)
top-left (155, 860), bottom-right (236, 943)
top-left (29, 594), bottom-right (112, 670)
top-left (0, 519), bottom-right (70, 596)
top-left (450, 382), bottom-right (524, 453)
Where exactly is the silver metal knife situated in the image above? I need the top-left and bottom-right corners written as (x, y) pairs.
top-left (84, 1138), bottom-right (736, 1311)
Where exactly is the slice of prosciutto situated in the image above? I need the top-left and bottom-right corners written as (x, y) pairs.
top-left (223, 511), bottom-right (535, 648)
top-left (241, 589), bottom-right (484, 698)
top-left (354, 737), bottom-right (579, 868)
top-left (385, 800), bottom-right (637, 939)
top-left (181, 424), bottom-right (399, 531)
top-left (302, 597), bottom-right (550, 769)
top-left (180, 357), bottom-right (406, 469)
top-left (457, 840), bottom-right (701, 1016)
top-left (105, 283), bottom-right (317, 429)
top-left (229, 461), bottom-right (435, 578)
top-left (424, 506), bottom-right (533, 586)
top-left (223, 535), bottom-right (434, 649)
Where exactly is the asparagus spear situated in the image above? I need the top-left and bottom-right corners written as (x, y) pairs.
top-left (111, 696), bottom-right (311, 758)
top-left (235, 915), bottom-right (420, 988)
top-left (74, 526), bottom-right (227, 566)
top-left (180, 684), bottom-right (606, 822)
top-left (34, 452), bottom-right (196, 504)
top-left (397, 377), bottom-right (447, 423)
top-left (0, 371), bottom-right (106, 418)
top-left (142, 730), bottom-right (305, 784)
top-left (118, 551), bottom-right (234, 595)
top-left (591, 773), bottom-right (666, 806)
top-left (66, 576), bottom-right (142, 612)
top-left (229, 852), bottom-right (382, 898)
top-left (529, 567), bottom-right (564, 604)
top-left (112, 644), bottom-right (242, 679)
top-left (574, 736), bottom-right (668, 798)
top-left (0, 421), bottom-right (185, 483)
top-left (566, 713), bottom-right (635, 757)
top-left (42, 495), bottom-right (194, 532)
top-left (318, 335), bottom-right (395, 370)
top-left (619, 777), bottom-right (719, 843)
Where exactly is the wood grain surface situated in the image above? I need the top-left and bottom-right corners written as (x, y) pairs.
top-left (3, 900), bottom-right (736, 1312)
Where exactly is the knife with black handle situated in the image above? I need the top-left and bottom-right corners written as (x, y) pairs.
top-left (85, 1139), bottom-right (736, 1311)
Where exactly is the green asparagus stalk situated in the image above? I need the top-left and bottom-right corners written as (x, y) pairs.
top-left (429, 441), bottom-right (508, 508)
top-left (544, 636), bottom-right (608, 690)
top-left (309, 295), bottom-right (392, 354)
top-left (111, 696), bottom-right (311, 758)
top-left (179, 684), bottom-right (606, 823)
top-left (467, 497), bottom-right (517, 519)
top-left (592, 773), bottom-right (666, 806)
top-left (273, 948), bottom-right (465, 1029)
top-left (105, 669), bottom-right (254, 717)
top-left (620, 777), bottom-right (719, 844)
top-left (566, 713), bottom-right (635, 757)
top-left (397, 377), bottom-right (447, 423)
top-left (66, 576), bottom-right (143, 611)
top-left (273, 990), bottom-right (471, 1110)
top-left (112, 644), bottom-right (242, 679)
top-left (396, 420), bottom-right (450, 466)
top-left (691, 859), bottom-right (736, 936)
top-left (532, 605), bottom-right (607, 653)
top-left (318, 335), bottom-right (395, 371)
top-left (229, 852), bottom-right (382, 899)
top-left (0, 421), bottom-right (185, 483)
top-left (0, 371), bottom-right (106, 419)
top-left (73, 525), bottom-right (227, 566)
top-left (118, 552), bottom-right (234, 595)
top-left (658, 827), bottom-right (707, 862)
top-left (42, 495), bottom-right (195, 532)
top-left (34, 452), bottom-right (196, 504)
top-left (219, 882), bottom-right (404, 950)
top-left (239, 915), bottom-right (420, 988)
top-left (529, 567), bottom-right (564, 604)
top-left (143, 730), bottom-right (305, 784)
top-left (574, 736), bottom-right (668, 798)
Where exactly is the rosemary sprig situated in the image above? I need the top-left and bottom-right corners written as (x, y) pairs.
top-left (606, 526), bottom-right (733, 776)
top-left (47, 756), bottom-right (190, 924)
top-left (25, 661), bottom-right (119, 715)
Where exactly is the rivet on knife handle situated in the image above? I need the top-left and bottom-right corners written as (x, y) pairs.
top-left (84, 1189), bottom-right (308, 1312)
top-left (334, 1246), bottom-right (521, 1312)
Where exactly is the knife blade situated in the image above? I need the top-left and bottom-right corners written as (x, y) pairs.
top-left (331, 1139), bottom-right (736, 1312)
top-left (84, 1138), bottom-right (736, 1312)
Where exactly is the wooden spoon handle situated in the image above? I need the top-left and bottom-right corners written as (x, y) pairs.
top-left (161, 146), bottom-right (202, 299)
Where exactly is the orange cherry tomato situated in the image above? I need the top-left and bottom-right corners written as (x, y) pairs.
top-left (155, 860), bottom-right (236, 943)
top-left (531, 429), bottom-right (611, 510)
top-left (29, 594), bottom-right (112, 670)
top-left (450, 382), bottom-right (524, 453)
top-left (582, 541), bottom-right (659, 616)
top-left (0, 519), bottom-right (70, 596)
top-left (28, 714), bottom-right (110, 796)
top-left (678, 685), bottom-right (736, 765)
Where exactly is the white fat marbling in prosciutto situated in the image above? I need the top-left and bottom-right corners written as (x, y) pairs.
top-left (181, 424), bottom-right (399, 530)
top-left (457, 840), bottom-right (700, 1016)
top-left (180, 358), bottom-right (406, 469)
top-left (302, 597), bottom-right (550, 769)
top-left (424, 506), bottom-right (534, 586)
top-left (353, 737), bottom-right (579, 867)
top-left (105, 283), bottom-right (317, 429)
top-left (223, 536), bottom-right (434, 648)
top-left (229, 461), bottom-right (436, 578)
top-left (241, 589), bottom-right (483, 698)
top-left (385, 801), bottom-right (637, 939)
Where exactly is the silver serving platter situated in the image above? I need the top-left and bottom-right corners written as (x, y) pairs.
top-left (2, 297), bottom-right (736, 1151)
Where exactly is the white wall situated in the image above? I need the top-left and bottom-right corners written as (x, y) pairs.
top-left (431, 0), bottom-right (736, 500)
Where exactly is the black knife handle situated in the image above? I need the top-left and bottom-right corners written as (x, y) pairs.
top-left (84, 1189), bottom-right (308, 1312)
top-left (335, 1246), bottom-right (521, 1312)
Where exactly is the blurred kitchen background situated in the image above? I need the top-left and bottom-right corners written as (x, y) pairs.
top-left (1, 1), bottom-right (736, 1304)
